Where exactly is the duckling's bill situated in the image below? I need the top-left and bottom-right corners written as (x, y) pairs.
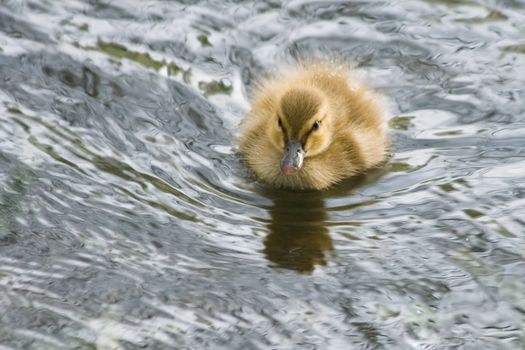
top-left (280, 140), bottom-right (304, 176)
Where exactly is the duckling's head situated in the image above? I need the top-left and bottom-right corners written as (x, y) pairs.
top-left (268, 87), bottom-right (333, 176)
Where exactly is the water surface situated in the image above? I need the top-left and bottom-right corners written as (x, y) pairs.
top-left (1, 0), bottom-right (525, 349)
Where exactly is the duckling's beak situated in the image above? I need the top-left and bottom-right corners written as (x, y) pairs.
top-left (281, 140), bottom-right (305, 176)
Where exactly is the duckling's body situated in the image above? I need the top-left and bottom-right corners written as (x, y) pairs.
top-left (239, 64), bottom-right (388, 190)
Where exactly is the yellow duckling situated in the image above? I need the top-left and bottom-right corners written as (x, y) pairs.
top-left (239, 63), bottom-right (389, 190)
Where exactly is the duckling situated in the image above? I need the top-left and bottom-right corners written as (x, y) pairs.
top-left (239, 63), bottom-right (389, 190)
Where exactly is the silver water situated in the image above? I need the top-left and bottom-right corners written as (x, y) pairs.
top-left (1, 1), bottom-right (524, 349)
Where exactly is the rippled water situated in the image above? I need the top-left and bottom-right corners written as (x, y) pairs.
top-left (1, 0), bottom-right (525, 348)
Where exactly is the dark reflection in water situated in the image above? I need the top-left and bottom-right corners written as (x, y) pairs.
top-left (260, 172), bottom-right (387, 273)
top-left (263, 189), bottom-right (333, 273)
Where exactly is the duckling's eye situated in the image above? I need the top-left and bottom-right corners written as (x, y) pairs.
top-left (311, 120), bottom-right (320, 131)
top-left (278, 118), bottom-right (283, 129)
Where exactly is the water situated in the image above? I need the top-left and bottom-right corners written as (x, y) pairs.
top-left (1, 0), bottom-right (524, 348)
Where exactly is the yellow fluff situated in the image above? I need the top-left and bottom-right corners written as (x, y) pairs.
top-left (239, 63), bottom-right (389, 190)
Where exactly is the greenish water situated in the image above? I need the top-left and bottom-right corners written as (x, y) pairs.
top-left (0, 0), bottom-right (524, 349)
